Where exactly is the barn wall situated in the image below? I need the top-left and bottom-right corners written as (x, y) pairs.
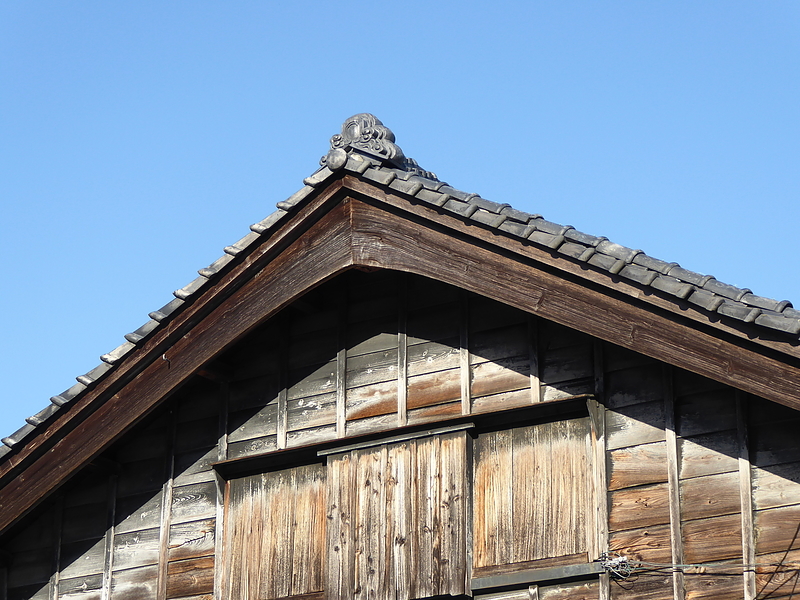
top-left (2, 269), bottom-right (800, 600)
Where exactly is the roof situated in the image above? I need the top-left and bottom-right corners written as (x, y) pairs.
top-left (2, 112), bottom-right (799, 462)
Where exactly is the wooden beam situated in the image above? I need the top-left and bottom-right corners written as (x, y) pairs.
top-left (344, 176), bottom-right (800, 363)
top-left (347, 198), bottom-right (800, 411)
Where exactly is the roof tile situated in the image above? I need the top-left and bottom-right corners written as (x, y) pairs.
top-left (755, 313), bottom-right (800, 335)
top-left (596, 240), bottom-right (640, 263)
top-left (619, 264), bottom-right (659, 285)
top-left (702, 279), bottom-right (750, 302)
top-left (632, 254), bottom-right (679, 275)
top-left (651, 275), bottom-right (694, 299)
top-left (415, 188), bottom-right (450, 207)
top-left (667, 266), bottom-right (713, 287)
top-left (2, 423), bottom-right (36, 447)
top-left (101, 341), bottom-right (136, 364)
top-left (688, 289), bottom-right (726, 311)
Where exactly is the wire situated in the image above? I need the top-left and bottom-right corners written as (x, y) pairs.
top-left (598, 552), bottom-right (800, 581)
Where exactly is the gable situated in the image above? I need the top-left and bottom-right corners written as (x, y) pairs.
top-left (3, 114), bottom-right (800, 600)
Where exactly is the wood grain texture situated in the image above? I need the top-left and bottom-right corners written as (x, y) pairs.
top-left (326, 432), bottom-right (467, 600)
top-left (474, 418), bottom-right (591, 569)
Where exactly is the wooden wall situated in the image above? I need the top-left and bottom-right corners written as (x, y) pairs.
top-left (2, 269), bottom-right (799, 600)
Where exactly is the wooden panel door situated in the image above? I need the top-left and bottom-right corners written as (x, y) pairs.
top-left (225, 463), bottom-right (327, 600)
top-left (473, 417), bottom-right (593, 577)
top-left (326, 431), bottom-right (469, 600)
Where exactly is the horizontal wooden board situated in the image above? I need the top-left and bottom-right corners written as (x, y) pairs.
top-left (59, 538), bottom-right (105, 579)
top-left (171, 481), bottom-right (217, 524)
top-left (227, 404), bottom-right (278, 443)
top-left (406, 401), bottom-right (463, 426)
top-left (752, 462), bottom-right (800, 510)
top-left (609, 483), bottom-right (670, 532)
top-left (110, 564), bottom-right (159, 600)
top-left (346, 380), bottom-right (397, 421)
top-left (540, 580), bottom-right (599, 600)
top-left (754, 504), bottom-right (800, 556)
top-left (683, 572), bottom-right (744, 600)
top-left (166, 556), bottom-right (215, 599)
top-left (168, 518), bottom-right (216, 562)
top-left (542, 379), bottom-right (593, 403)
top-left (407, 368), bottom-right (461, 409)
top-left (606, 401), bottom-right (666, 451)
top-left (114, 491), bottom-right (163, 533)
top-left (608, 441), bottom-right (668, 491)
top-left (61, 502), bottom-right (108, 543)
top-left (608, 523), bottom-right (673, 564)
top-left (286, 392), bottom-right (337, 431)
top-left (676, 389), bottom-right (737, 438)
top-left (288, 361), bottom-right (338, 400)
top-left (541, 344), bottom-right (593, 386)
top-left (227, 434), bottom-right (278, 459)
top-left (679, 431), bottom-right (739, 480)
top-left (471, 388), bottom-right (532, 415)
top-left (604, 363), bottom-right (664, 409)
top-left (113, 527), bottom-right (160, 570)
top-left (470, 324), bottom-right (528, 364)
top-left (680, 471), bottom-right (741, 522)
top-left (407, 339), bottom-right (460, 377)
top-left (472, 356), bottom-right (531, 398)
top-left (682, 513), bottom-right (742, 563)
top-left (286, 424), bottom-right (338, 448)
top-left (609, 572), bottom-right (673, 600)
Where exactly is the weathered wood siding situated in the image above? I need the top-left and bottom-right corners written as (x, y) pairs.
top-left (2, 269), bottom-right (800, 600)
top-left (225, 463), bottom-right (326, 600)
top-left (473, 417), bottom-right (592, 575)
top-left (327, 432), bottom-right (468, 600)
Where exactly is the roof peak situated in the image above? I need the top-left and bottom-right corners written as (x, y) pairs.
top-left (321, 113), bottom-right (438, 181)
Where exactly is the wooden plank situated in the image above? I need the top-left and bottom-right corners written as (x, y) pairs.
top-left (112, 528), bottom-right (161, 571)
top-left (470, 324), bottom-right (529, 364)
top-left (461, 292), bottom-right (472, 415)
top-left (752, 462), bottom-right (800, 510)
top-left (407, 339), bottom-right (460, 377)
top-left (407, 368), bottom-right (461, 409)
top-left (605, 363), bottom-right (664, 410)
top-left (529, 316), bottom-right (541, 404)
top-left (227, 403), bottom-right (278, 443)
top-left (679, 431), bottom-right (739, 480)
top-left (680, 471), bottom-right (741, 521)
top-left (110, 565), bottom-right (159, 600)
top-left (608, 442), bottom-right (668, 491)
top-left (471, 388), bottom-right (536, 416)
top-left (226, 434), bottom-right (278, 459)
top-left (170, 481), bottom-right (216, 525)
top-left (286, 392), bottom-right (337, 432)
top-left (326, 451), bottom-right (354, 600)
top-left (605, 401), bottom-right (666, 451)
top-left (539, 579), bottom-right (599, 600)
top-left (754, 504), bottom-right (800, 556)
top-left (609, 483), bottom-right (671, 532)
top-left (675, 388), bottom-right (737, 438)
top-left (114, 491), bottom-right (163, 534)
top-left (737, 392), bottom-right (755, 600)
top-left (59, 539), bottom-right (105, 579)
top-left (471, 357), bottom-right (531, 399)
top-left (167, 519), bottom-right (215, 562)
top-left (346, 380), bottom-right (397, 421)
top-left (682, 513), bottom-right (742, 563)
top-left (683, 571), bottom-right (745, 600)
top-left (608, 524), bottom-right (673, 564)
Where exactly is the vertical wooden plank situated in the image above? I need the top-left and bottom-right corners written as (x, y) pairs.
top-left (213, 382), bottom-right (228, 600)
top-left (737, 391), bottom-right (756, 600)
top-left (290, 464), bottom-right (326, 597)
top-left (398, 274), bottom-right (409, 427)
top-left (663, 365), bottom-right (685, 600)
top-left (278, 324), bottom-right (289, 450)
top-left (101, 474), bottom-right (117, 600)
top-left (327, 452), bottom-right (354, 600)
top-left (461, 292), bottom-right (472, 415)
top-left (157, 408), bottom-right (177, 600)
top-left (439, 432), bottom-right (468, 596)
top-left (416, 436), bottom-right (441, 597)
top-left (591, 339), bottom-right (609, 600)
top-left (337, 296), bottom-right (348, 438)
top-left (512, 424), bottom-right (536, 563)
top-left (529, 316), bottom-right (541, 404)
top-left (387, 441), bottom-right (413, 600)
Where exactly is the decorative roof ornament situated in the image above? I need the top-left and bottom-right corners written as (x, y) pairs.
top-left (322, 113), bottom-right (438, 181)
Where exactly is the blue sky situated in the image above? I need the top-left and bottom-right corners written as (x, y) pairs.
top-left (2, 2), bottom-right (799, 436)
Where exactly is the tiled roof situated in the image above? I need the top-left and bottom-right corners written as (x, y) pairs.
top-left (2, 113), bottom-right (798, 460)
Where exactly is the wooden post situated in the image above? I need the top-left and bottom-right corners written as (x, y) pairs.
top-left (337, 293), bottom-right (348, 437)
top-left (591, 340), bottom-right (610, 600)
top-left (663, 365), bottom-right (685, 599)
top-left (397, 273), bottom-right (408, 427)
top-left (528, 316), bottom-right (541, 404)
top-left (101, 474), bottom-right (118, 600)
top-left (460, 291), bottom-right (472, 415)
top-left (156, 408), bottom-right (177, 600)
top-left (49, 493), bottom-right (64, 600)
top-left (737, 391), bottom-right (756, 600)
